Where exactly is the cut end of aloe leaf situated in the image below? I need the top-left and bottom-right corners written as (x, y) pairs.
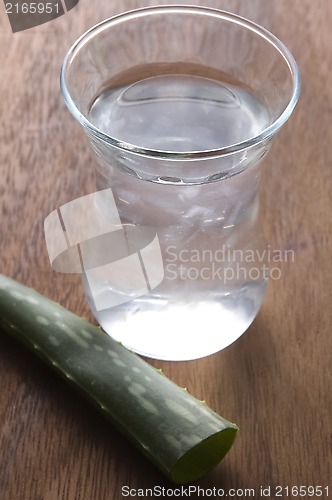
top-left (169, 425), bottom-right (238, 484)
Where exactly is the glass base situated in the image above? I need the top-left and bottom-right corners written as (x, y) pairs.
top-left (84, 280), bottom-right (268, 361)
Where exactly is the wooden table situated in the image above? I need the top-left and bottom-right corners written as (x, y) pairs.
top-left (0, 1), bottom-right (331, 498)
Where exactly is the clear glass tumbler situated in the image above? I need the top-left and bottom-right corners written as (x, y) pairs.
top-left (60, 6), bottom-right (300, 360)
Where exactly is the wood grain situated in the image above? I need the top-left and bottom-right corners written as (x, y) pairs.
top-left (0, 1), bottom-right (331, 499)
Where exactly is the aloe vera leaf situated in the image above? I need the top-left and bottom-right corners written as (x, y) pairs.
top-left (0, 274), bottom-right (238, 484)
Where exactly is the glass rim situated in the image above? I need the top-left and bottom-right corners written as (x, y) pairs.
top-left (60, 4), bottom-right (300, 160)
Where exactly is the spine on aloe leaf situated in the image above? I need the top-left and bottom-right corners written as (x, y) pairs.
top-left (0, 274), bottom-right (238, 484)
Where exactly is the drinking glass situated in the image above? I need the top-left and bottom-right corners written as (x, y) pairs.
top-left (60, 6), bottom-right (300, 360)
